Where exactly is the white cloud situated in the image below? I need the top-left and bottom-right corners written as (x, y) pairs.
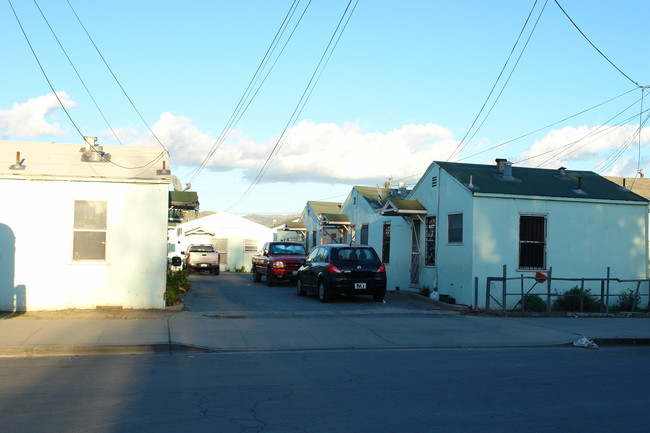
top-left (150, 114), bottom-right (459, 184)
top-left (0, 92), bottom-right (75, 138)
top-left (515, 124), bottom-right (649, 175)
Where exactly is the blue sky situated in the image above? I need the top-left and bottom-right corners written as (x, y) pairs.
top-left (1, 0), bottom-right (648, 214)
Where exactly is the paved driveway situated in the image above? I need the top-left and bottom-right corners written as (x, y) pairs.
top-left (181, 271), bottom-right (443, 316)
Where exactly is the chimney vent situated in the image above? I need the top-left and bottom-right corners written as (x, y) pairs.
top-left (495, 158), bottom-right (507, 171)
top-left (558, 166), bottom-right (566, 177)
top-left (502, 161), bottom-right (514, 181)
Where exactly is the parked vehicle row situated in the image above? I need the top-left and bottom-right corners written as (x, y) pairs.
top-left (252, 242), bottom-right (387, 303)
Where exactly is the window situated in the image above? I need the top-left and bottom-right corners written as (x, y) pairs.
top-left (244, 239), bottom-right (258, 252)
top-left (382, 222), bottom-right (391, 263)
top-left (425, 216), bottom-right (436, 266)
top-left (519, 215), bottom-right (546, 270)
top-left (447, 213), bottom-right (463, 244)
top-left (73, 200), bottom-right (107, 261)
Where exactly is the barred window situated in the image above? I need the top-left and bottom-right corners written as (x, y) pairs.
top-left (73, 200), bottom-right (107, 261)
top-left (382, 222), bottom-right (391, 263)
top-left (519, 215), bottom-right (546, 270)
top-left (425, 216), bottom-right (436, 266)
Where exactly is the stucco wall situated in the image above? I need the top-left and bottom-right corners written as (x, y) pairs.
top-left (0, 179), bottom-right (168, 311)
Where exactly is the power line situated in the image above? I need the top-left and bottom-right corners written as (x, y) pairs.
top-left (186, 0), bottom-right (310, 185)
top-left (447, 0), bottom-right (547, 161)
top-left (65, 0), bottom-right (169, 154)
top-left (7, 0), bottom-right (84, 139)
top-left (553, 0), bottom-right (641, 88)
top-left (227, 0), bottom-right (359, 211)
top-left (32, 0), bottom-right (124, 145)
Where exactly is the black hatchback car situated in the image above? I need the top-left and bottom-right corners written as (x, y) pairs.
top-left (296, 244), bottom-right (387, 303)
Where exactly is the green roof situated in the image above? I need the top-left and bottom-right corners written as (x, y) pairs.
top-left (308, 201), bottom-right (342, 215)
top-left (436, 161), bottom-right (648, 203)
top-left (169, 191), bottom-right (199, 207)
top-left (353, 186), bottom-right (392, 209)
top-left (321, 213), bottom-right (351, 225)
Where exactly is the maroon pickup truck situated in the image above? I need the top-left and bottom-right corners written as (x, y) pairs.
top-left (251, 241), bottom-right (307, 286)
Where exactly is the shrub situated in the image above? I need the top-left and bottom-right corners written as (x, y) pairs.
top-left (521, 294), bottom-right (547, 312)
top-left (614, 289), bottom-right (640, 312)
top-left (419, 286), bottom-right (431, 296)
top-left (552, 287), bottom-right (600, 312)
top-left (165, 268), bottom-right (190, 306)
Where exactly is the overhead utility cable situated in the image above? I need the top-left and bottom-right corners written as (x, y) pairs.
top-left (66, 0), bottom-right (168, 154)
top-left (456, 87), bottom-right (639, 162)
top-left (32, 0), bottom-right (123, 146)
top-left (186, 0), bottom-right (309, 184)
top-left (227, 0), bottom-right (359, 211)
top-left (7, 0), bottom-right (84, 139)
top-left (553, 0), bottom-right (640, 88)
top-left (446, 0), bottom-right (546, 161)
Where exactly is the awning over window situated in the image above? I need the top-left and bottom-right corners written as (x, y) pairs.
top-left (282, 221), bottom-right (306, 232)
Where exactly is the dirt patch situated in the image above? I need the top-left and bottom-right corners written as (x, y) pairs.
top-left (0, 307), bottom-right (182, 320)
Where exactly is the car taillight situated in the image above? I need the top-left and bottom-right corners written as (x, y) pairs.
top-left (377, 263), bottom-right (386, 273)
top-left (186, 253), bottom-right (191, 261)
top-left (326, 263), bottom-right (342, 273)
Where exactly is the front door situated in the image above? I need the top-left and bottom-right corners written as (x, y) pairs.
top-left (410, 220), bottom-right (421, 286)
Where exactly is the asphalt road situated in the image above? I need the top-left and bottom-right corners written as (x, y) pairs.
top-left (1, 347), bottom-right (648, 433)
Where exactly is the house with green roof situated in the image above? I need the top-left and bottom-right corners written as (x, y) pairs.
top-left (340, 185), bottom-right (421, 290)
top-left (300, 201), bottom-right (343, 251)
top-left (386, 159), bottom-right (649, 309)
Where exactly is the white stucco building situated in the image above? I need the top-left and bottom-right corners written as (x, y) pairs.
top-left (0, 139), bottom-right (171, 311)
top-left (385, 160), bottom-right (649, 309)
top-left (172, 211), bottom-right (273, 271)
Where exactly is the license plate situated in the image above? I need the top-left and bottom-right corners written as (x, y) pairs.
top-left (354, 283), bottom-right (366, 289)
top-left (200, 264), bottom-right (208, 267)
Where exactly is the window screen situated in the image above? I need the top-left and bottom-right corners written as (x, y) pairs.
top-left (73, 200), bottom-right (107, 261)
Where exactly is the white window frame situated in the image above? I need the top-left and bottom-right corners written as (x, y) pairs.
top-left (72, 200), bottom-right (107, 262)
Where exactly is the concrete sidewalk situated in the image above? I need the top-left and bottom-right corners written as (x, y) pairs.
top-left (0, 306), bottom-right (648, 357)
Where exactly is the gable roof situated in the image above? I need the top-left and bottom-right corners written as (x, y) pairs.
top-left (435, 161), bottom-right (648, 203)
top-left (307, 201), bottom-right (342, 215)
top-left (353, 186), bottom-right (391, 209)
top-left (320, 213), bottom-right (351, 225)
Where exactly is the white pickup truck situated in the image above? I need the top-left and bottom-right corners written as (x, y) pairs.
top-left (184, 244), bottom-right (220, 275)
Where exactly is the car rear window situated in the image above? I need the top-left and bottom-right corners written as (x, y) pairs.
top-left (270, 244), bottom-right (306, 255)
top-left (189, 246), bottom-right (215, 252)
top-left (332, 248), bottom-right (379, 263)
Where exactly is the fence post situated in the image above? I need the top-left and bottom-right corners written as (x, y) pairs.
top-left (486, 278), bottom-right (491, 311)
top-left (520, 274), bottom-right (525, 313)
top-left (605, 267), bottom-right (611, 313)
top-left (474, 277), bottom-right (478, 310)
top-left (546, 267), bottom-right (553, 313)
top-left (502, 265), bottom-right (507, 316)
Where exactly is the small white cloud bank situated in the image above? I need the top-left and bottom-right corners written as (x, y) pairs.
top-left (0, 92), bottom-right (75, 138)
top-left (150, 113), bottom-right (459, 184)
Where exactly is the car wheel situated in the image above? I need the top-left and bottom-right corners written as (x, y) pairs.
top-left (318, 280), bottom-right (330, 303)
top-left (373, 290), bottom-right (386, 302)
top-left (296, 278), bottom-right (306, 296)
top-left (267, 272), bottom-right (276, 287)
top-left (253, 268), bottom-right (261, 282)
top-left (214, 266), bottom-right (220, 276)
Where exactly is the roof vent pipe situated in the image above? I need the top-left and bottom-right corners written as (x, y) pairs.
top-left (558, 166), bottom-right (566, 177)
top-left (496, 158), bottom-right (507, 171)
top-left (502, 161), bottom-right (513, 181)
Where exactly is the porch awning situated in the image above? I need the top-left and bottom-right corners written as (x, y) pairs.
top-left (282, 221), bottom-right (306, 232)
top-left (381, 199), bottom-right (427, 216)
top-left (320, 213), bottom-right (351, 226)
